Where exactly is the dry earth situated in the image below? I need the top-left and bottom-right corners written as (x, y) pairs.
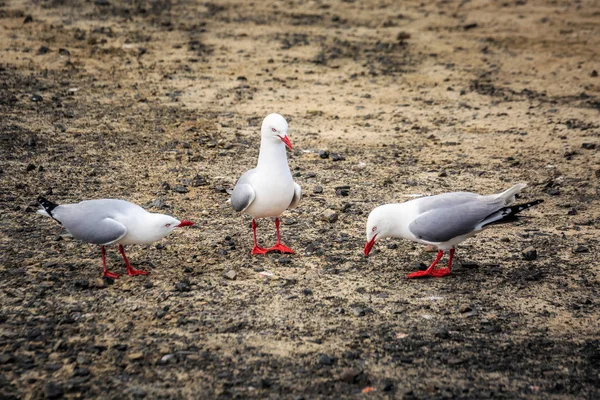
top-left (1, 0), bottom-right (600, 399)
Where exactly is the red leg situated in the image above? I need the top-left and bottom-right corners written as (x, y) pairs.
top-left (251, 219), bottom-right (268, 255)
top-left (101, 245), bottom-right (120, 279)
top-left (407, 250), bottom-right (444, 279)
top-left (431, 248), bottom-right (454, 277)
top-left (267, 217), bottom-right (294, 254)
top-left (119, 244), bottom-right (148, 276)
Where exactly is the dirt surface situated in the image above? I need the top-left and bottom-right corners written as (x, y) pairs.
top-left (1, 0), bottom-right (600, 398)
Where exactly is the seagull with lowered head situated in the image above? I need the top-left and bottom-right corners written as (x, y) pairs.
top-left (364, 184), bottom-right (542, 278)
top-left (37, 197), bottom-right (194, 278)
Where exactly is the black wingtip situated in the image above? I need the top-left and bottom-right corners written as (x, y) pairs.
top-left (37, 196), bottom-right (59, 216)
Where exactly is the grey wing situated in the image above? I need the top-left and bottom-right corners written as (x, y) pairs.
top-left (288, 182), bottom-right (302, 209)
top-left (414, 192), bottom-right (482, 214)
top-left (230, 170), bottom-right (256, 212)
top-left (409, 200), bottom-right (504, 243)
top-left (64, 217), bottom-right (127, 245)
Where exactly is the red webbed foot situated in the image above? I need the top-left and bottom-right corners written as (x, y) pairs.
top-left (127, 267), bottom-right (149, 276)
top-left (103, 271), bottom-right (120, 279)
top-left (267, 243), bottom-right (295, 254)
top-left (251, 245), bottom-right (269, 255)
top-left (406, 269), bottom-right (434, 279)
top-left (430, 268), bottom-right (451, 278)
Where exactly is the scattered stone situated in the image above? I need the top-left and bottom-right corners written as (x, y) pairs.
top-left (76, 355), bottom-right (89, 365)
top-left (331, 153), bottom-right (345, 161)
top-left (159, 354), bottom-right (177, 365)
top-left (596, 169), bottom-right (600, 179)
top-left (150, 198), bottom-right (165, 208)
top-left (387, 243), bottom-right (398, 250)
top-left (522, 246), bottom-right (537, 261)
top-left (435, 329), bottom-right (451, 339)
top-left (144, 281), bottom-right (153, 289)
top-left (438, 170), bottom-right (448, 177)
top-left (302, 288), bottom-right (313, 296)
top-left (318, 354), bottom-right (335, 365)
top-left (92, 278), bottom-right (106, 288)
top-left (567, 208), bottom-right (577, 215)
top-left (573, 246), bottom-right (589, 253)
top-left (581, 143), bottom-right (596, 150)
top-left (127, 352), bottom-right (144, 361)
top-left (0, 353), bottom-right (14, 364)
top-left (350, 306), bottom-right (371, 317)
top-left (461, 262), bottom-right (480, 269)
top-left (340, 368), bottom-right (361, 383)
top-left (175, 280), bottom-right (191, 292)
top-left (335, 186), bottom-right (350, 196)
top-left (37, 46), bottom-right (50, 55)
top-left (313, 185), bottom-right (323, 194)
top-left (74, 279), bottom-right (89, 289)
top-left (224, 270), bottom-right (237, 280)
top-left (397, 31), bottom-right (411, 41)
top-left (591, 70), bottom-right (598, 78)
top-left (26, 163), bottom-right (36, 172)
top-left (23, 15), bottom-right (33, 23)
top-left (321, 209), bottom-right (338, 223)
top-left (58, 48), bottom-right (70, 56)
top-left (129, 388), bottom-right (147, 398)
top-left (447, 358), bottom-right (465, 365)
top-left (382, 380), bottom-right (394, 392)
top-left (318, 150), bottom-right (329, 159)
top-left (44, 382), bottom-right (64, 399)
top-left (30, 94), bottom-right (43, 102)
top-left (459, 305), bottom-right (473, 313)
top-left (172, 185), bottom-right (189, 194)
top-left (191, 174), bottom-right (209, 186)
top-left (73, 367), bottom-right (90, 376)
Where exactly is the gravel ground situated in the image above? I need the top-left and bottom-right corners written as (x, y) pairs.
top-left (1, 0), bottom-right (599, 399)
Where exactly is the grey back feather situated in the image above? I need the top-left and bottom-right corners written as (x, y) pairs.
top-left (409, 196), bottom-right (505, 243)
top-left (52, 199), bottom-right (141, 245)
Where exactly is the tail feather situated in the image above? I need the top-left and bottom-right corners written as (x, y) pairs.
top-left (495, 183), bottom-right (527, 205)
top-left (482, 199), bottom-right (543, 228)
top-left (37, 196), bottom-right (61, 224)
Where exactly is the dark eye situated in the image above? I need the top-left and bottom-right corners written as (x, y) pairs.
top-left (165, 223), bottom-right (171, 228)
top-left (271, 128), bottom-right (276, 132)
top-left (372, 226), bottom-right (377, 232)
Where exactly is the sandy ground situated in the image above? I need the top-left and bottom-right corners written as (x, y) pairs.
top-left (1, 0), bottom-right (599, 398)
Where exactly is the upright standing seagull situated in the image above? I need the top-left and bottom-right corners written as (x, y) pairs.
top-left (230, 113), bottom-right (301, 254)
top-left (363, 184), bottom-right (542, 278)
top-left (37, 197), bottom-right (194, 278)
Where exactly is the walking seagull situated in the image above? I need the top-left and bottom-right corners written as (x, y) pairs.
top-left (363, 184), bottom-right (542, 278)
top-left (37, 197), bottom-right (194, 278)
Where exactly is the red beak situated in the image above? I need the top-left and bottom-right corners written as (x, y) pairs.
top-left (278, 135), bottom-right (293, 150)
top-left (364, 235), bottom-right (377, 257)
top-left (176, 220), bottom-right (194, 227)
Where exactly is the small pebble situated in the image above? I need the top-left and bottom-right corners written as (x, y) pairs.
top-left (224, 270), bottom-right (237, 280)
top-left (321, 209), bottom-right (338, 223)
top-left (522, 246), bottom-right (537, 261)
top-left (340, 368), bottom-right (360, 383)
